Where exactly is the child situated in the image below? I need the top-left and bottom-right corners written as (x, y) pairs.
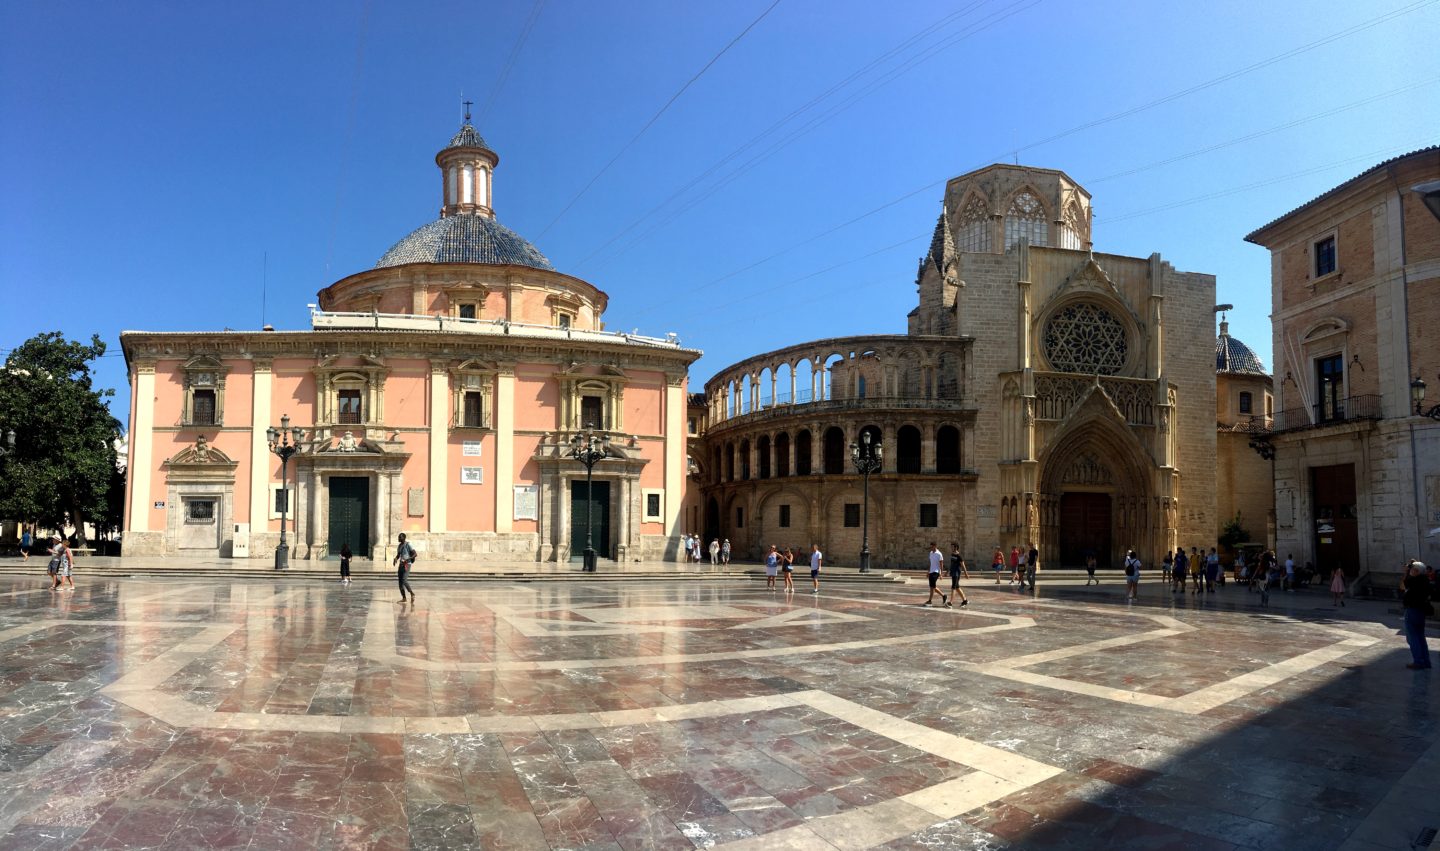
top-left (1329, 566), bottom-right (1347, 607)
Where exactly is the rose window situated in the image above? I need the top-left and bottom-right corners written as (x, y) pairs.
top-left (1043, 303), bottom-right (1128, 375)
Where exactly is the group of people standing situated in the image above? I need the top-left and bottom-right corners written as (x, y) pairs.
top-left (763, 544), bottom-right (822, 593)
top-left (681, 534), bottom-right (729, 566)
top-left (990, 543), bottom-right (1039, 590)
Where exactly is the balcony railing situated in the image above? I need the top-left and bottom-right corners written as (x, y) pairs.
top-left (710, 395), bottom-right (974, 431)
top-left (1270, 395), bottom-right (1382, 433)
top-left (309, 308), bottom-right (688, 350)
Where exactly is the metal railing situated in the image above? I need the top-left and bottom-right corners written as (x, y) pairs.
top-left (1270, 394), bottom-right (1382, 433)
top-left (710, 395), bottom-right (974, 432)
top-left (309, 308), bottom-right (688, 350)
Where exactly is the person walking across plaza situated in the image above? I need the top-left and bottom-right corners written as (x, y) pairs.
top-left (1161, 549), bottom-right (1172, 585)
top-left (1172, 548), bottom-right (1187, 594)
top-left (924, 543), bottom-right (949, 607)
top-left (721, 539), bottom-right (731, 566)
top-left (1205, 548), bottom-right (1220, 593)
top-left (949, 544), bottom-right (970, 608)
top-left (1189, 547), bottom-right (1203, 594)
top-left (392, 533), bottom-right (416, 603)
top-left (19, 528), bottom-right (31, 562)
top-left (809, 544), bottom-right (823, 594)
top-left (1025, 542), bottom-right (1039, 591)
top-left (1284, 554), bottom-right (1296, 591)
top-left (1085, 549), bottom-right (1099, 585)
top-left (52, 536), bottom-right (75, 592)
top-left (1123, 549), bottom-right (1141, 600)
top-left (1009, 546), bottom-right (1021, 585)
top-left (1014, 547), bottom-right (1027, 588)
top-left (1329, 565), bottom-right (1347, 607)
top-left (765, 545), bottom-right (779, 590)
top-left (781, 546), bottom-right (795, 593)
top-left (993, 548), bottom-right (1005, 584)
top-left (709, 538), bottom-right (720, 566)
top-left (1400, 561), bottom-right (1432, 670)
top-left (339, 543), bottom-right (352, 585)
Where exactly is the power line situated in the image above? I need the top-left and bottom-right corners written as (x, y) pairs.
top-left (477, 0), bottom-right (546, 126)
top-left (536, 0), bottom-right (783, 238)
top-left (605, 0), bottom-right (1436, 317)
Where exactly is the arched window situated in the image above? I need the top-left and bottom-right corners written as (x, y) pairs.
top-left (1004, 190), bottom-right (1049, 249)
top-left (757, 436), bottom-right (772, 479)
top-left (795, 430), bottom-right (813, 475)
top-left (1060, 198), bottom-right (1086, 250)
top-left (897, 426), bottom-right (922, 474)
top-left (823, 427), bottom-right (846, 475)
top-left (1239, 391), bottom-right (1253, 414)
top-left (775, 432), bottom-right (791, 477)
top-left (936, 425), bottom-right (961, 474)
top-left (857, 376), bottom-right (867, 399)
top-left (955, 194), bottom-right (991, 253)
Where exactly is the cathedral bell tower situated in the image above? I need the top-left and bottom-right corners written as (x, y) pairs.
top-left (436, 104), bottom-right (499, 218)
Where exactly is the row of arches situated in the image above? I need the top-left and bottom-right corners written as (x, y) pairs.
top-left (713, 423), bottom-right (964, 484)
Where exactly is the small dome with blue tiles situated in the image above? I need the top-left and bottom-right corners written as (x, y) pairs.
top-left (376, 215), bottom-right (555, 271)
top-left (446, 122), bottom-right (490, 151)
top-left (1216, 322), bottom-right (1267, 375)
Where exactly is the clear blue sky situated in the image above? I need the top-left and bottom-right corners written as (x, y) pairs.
top-left (3, 1), bottom-right (1436, 421)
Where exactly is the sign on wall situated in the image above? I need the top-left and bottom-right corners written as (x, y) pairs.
top-left (153, 501), bottom-right (166, 509)
top-left (462, 440), bottom-right (483, 457)
top-left (407, 488), bottom-right (425, 517)
top-left (514, 485), bottom-right (538, 520)
top-left (460, 466), bottom-right (483, 485)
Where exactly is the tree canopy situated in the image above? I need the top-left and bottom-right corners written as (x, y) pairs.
top-left (0, 332), bottom-right (123, 540)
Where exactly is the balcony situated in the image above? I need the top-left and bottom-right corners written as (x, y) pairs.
top-left (1269, 395), bottom-right (1382, 434)
top-left (707, 395), bottom-right (975, 433)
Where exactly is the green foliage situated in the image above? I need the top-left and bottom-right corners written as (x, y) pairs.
top-left (1218, 513), bottom-right (1250, 552)
top-left (0, 332), bottom-right (123, 540)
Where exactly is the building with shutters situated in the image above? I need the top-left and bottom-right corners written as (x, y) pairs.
top-left (120, 118), bottom-right (699, 565)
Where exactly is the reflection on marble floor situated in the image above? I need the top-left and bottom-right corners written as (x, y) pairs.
top-left (0, 577), bottom-right (1435, 850)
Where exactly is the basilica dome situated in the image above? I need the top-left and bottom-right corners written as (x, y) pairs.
top-left (375, 214), bottom-right (555, 271)
top-left (1215, 324), bottom-right (1267, 375)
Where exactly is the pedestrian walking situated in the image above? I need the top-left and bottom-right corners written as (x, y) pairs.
top-left (1284, 554), bottom-right (1296, 591)
top-left (1123, 549), bottom-right (1141, 600)
top-left (781, 546), bottom-right (795, 592)
top-left (1025, 542), bottom-right (1039, 590)
top-left (1400, 561), bottom-right (1432, 670)
top-left (809, 544), bottom-right (823, 594)
top-left (1261, 556), bottom-right (1281, 607)
top-left (721, 539), bottom-right (731, 565)
top-left (1172, 548), bottom-right (1187, 594)
top-left (1329, 566), bottom-right (1347, 607)
top-left (392, 533), bottom-right (416, 603)
top-left (19, 529), bottom-right (32, 561)
top-left (1189, 547), bottom-right (1203, 594)
top-left (924, 543), bottom-right (949, 607)
top-left (1085, 550), bottom-right (1098, 585)
top-left (992, 548), bottom-right (1005, 584)
top-left (1009, 546), bottom-right (1020, 585)
top-left (51, 537), bottom-right (74, 592)
top-left (765, 545), bottom-right (779, 590)
top-left (1161, 550), bottom-right (1172, 584)
top-left (1014, 548), bottom-right (1028, 588)
top-left (949, 544), bottom-right (970, 607)
top-left (1205, 548), bottom-right (1220, 593)
top-left (340, 543), bottom-right (352, 584)
top-left (709, 538), bottom-right (720, 565)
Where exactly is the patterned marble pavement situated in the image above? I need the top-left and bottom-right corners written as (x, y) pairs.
top-left (0, 575), bottom-right (1435, 850)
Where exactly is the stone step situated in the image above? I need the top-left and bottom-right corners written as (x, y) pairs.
top-left (0, 563), bottom-right (909, 584)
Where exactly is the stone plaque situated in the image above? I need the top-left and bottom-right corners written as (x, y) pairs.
top-left (463, 440), bottom-right (482, 457)
top-left (514, 485), bottom-right (538, 521)
top-left (460, 466), bottom-right (483, 485)
top-left (407, 488), bottom-right (425, 517)
top-left (976, 505), bottom-right (996, 518)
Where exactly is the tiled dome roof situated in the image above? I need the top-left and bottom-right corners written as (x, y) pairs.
top-left (446, 123), bottom-right (490, 150)
top-left (375, 214), bottom-right (555, 271)
top-left (1216, 333), bottom-right (1267, 375)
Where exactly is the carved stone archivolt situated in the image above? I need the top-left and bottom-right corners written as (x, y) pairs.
top-left (1061, 453), bottom-right (1112, 486)
top-left (1034, 373), bottom-right (1155, 426)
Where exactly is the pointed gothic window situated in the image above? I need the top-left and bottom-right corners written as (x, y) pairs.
top-left (955, 195), bottom-right (991, 252)
top-left (1042, 303), bottom-right (1128, 375)
top-left (1060, 198), bottom-right (1086, 250)
top-left (1004, 190), bottom-right (1049, 249)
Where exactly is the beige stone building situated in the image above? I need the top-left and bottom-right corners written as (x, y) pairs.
top-left (696, 165), bottom-right (1217, 568)
top-left (1214, 317), bottom-right (1275, 551)
top-left (1245, 146), bottom-right (1440, 580)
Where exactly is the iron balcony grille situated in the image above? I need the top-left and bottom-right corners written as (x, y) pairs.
top-left (1270, 394), bottom-right (1382, 433)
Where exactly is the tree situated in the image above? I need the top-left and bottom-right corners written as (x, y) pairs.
top-left (0, 333), bottom-right (123, 543)
top-left (1218, 512), bottom-right (1251, 557)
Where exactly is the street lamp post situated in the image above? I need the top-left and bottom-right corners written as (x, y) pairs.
top-left (568, 429), bottom-right (611, 572)
top-left (266, 414), bottom-right (304, 570)
top-left (1413, 376), bottom-right (1440, 421)
top-left (850, 430), bottom-right (883, 574)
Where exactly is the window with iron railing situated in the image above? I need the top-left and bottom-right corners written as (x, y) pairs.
top-left (337, 389), bottom-right (363, 424)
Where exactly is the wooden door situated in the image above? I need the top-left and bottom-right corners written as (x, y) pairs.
top-left (1059, 492), bottom-right (1112, 567)
top-left (328, 477), bottom-right (370, 557)
top-left (570, 480), bottom-right (611, 560)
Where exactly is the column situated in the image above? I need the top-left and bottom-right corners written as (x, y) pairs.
top-left (810, 360), bottom-right (820, 402)
top-left (428, 361), bottom-right (448, 533)
top-left (789, 368), bottom-right (797, 406)
top-left (249, 360), bottom-right (273, 541)
top-left (921, 422), bottom-right (936, 473)
top-left (882, 422), bottom-right (897, 474)
top-left (461, 165), bottom-right (474, 206)
top-left (786, 434), bottom-right (797, 476)
top-left (495, 366), bottom-right (516, 532)
top-left (127, 363), bottom-right (156, 533)
top-left (663, 374), bottom-right (686, 537)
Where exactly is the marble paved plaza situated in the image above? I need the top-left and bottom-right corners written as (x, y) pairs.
top-left (0, 574), bottom-right (1435, 850)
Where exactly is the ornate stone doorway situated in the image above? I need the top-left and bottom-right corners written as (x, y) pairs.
top-left (327, 476), bottom-right (370, 557)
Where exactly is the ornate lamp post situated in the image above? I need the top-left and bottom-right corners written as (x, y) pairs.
top-left (266, 414), bottom-right (304, 570)
top-left (850, 430), bottom-right (882, 574)
top-left (1413, 376), bottom-right (1440, 421)
top-left (568, 429), bottom-right (611, 572)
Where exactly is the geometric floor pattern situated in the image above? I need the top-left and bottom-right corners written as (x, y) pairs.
top-left (0, 575), bottom-right (1434, 849)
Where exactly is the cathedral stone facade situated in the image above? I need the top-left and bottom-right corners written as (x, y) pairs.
top-left (697, 165), bottom-right (1217, 568)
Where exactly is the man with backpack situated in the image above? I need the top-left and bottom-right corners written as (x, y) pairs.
top-left (392, 532), bottom-right (417, 604)
top-left (1123, 550), bottom-right (1141, 600)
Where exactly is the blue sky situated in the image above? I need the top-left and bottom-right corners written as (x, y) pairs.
top-left (3, 1), bottom-right (1437, 419)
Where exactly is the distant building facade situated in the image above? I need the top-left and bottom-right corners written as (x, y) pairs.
top-left (696, 165), bottom-right (1217, 568)
top-left (1214, 317), bottom-right (1275, 551)
top-left (1245, 147), bottom-right (1440, 577)
top-left (121, 121), bottom-right (697, 564)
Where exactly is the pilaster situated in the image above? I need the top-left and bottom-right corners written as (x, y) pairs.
top-left (664, 373), bottom-right (686, 536)
top-left (495, 365), bottom-right (516, 532)
top-left (128, 362), bottom-right (157, 533)
top-left (428, 360), bottom-right (448, 533)
top-left (250, 359), bottom-right (273, 536)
